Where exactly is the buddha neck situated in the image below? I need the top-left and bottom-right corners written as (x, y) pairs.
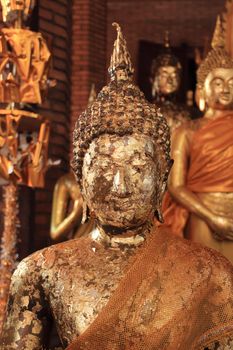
top-left (91, 220), bottom-right (154, 249)
top-left (204, 107), bottom-right (233, 121)
top-left (154, 92), bottom-right (177, 105)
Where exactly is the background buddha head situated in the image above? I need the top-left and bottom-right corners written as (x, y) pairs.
top-left (151, 31), bottom-right (182, 99)
top-left (197, 16), bottom-right (233, 111)
top-left (72, 23), bottom-right (172, 230)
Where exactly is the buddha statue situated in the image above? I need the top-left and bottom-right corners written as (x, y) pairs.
top-left (50, 171), bottom-right (95, 242)
top-left (2, 23), bottom-right (233, 350)
top-left (163, 16), bottom-right (233, 264)
top-left (50, 86), bottom-right (97, 242)
top-left (151, 31), bottom-right (190, 134)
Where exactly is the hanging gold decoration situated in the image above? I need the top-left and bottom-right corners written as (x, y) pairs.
top-left (0, 110), bottom-right (50, 188)
top-left (0, 0), bottom-right (35, 23)
top-left (0, 0), bottom-right (54, 333)
top-left (0, 28), bottom-right (52, 104)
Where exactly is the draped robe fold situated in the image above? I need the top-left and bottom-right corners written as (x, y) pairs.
top-left (66, 226), bottom-right (233, 350)
top-left (163, 113), bottom-right (233, 237)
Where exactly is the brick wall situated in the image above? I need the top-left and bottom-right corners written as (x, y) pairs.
top-left (32, 0), bottom-right (72, 251)
top-left (71, 0), bottom-right (107, 138)
top-left (31, 0), bottom-right (107, 252)
top-left (107, 0), bottom-right (225, 79)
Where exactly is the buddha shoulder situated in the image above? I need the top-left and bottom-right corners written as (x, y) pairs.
top-left (11, 237), bottom-right (93, 283)
top-left (171, 117), bottom-right (204, 148)
top-left (161, 230), bottom-right (233, 289)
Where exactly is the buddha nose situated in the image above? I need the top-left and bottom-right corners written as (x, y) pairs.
top-left (167, 75), bottom-right (174, 84)
top-left (223, 83), bottom-right (230, 93)
top-left (112, 168), bottom-right (130, 196)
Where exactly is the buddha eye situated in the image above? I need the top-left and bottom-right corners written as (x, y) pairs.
top-left (171, 73), bottom-right (177, 79)
top-left (212, 78), bottom-right (223, 87)
top-left (228, 79), bottom-right (233, 88)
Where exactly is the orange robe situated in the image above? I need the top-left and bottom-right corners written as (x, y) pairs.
top-left (66, 227), bottom-right (233, 350)
top-left (163, 113), bottom-right (233, 237)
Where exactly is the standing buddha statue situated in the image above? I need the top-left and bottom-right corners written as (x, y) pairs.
top-left (163, 16), bottom-right (233, 264)
top-left (1, 23), bottom-right (233, 350)
top-left (151, 31), bottom-right (190, 134)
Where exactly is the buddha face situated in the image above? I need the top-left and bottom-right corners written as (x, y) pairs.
top-left (82, 134), bottom-right (161, 229)
top-left (153, 66), bottom-right (180, 96)
top-left (204, 68), bottom-right (233, 110)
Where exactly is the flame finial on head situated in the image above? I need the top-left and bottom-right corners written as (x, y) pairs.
top-left (108, 22), bottom-right (134, 80)
top-left (211, 15), bottom-right (225, 49)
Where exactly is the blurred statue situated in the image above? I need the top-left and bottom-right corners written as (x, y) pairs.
top-left (50, 85), bottom-right (97, 242)
top-left (150, 31), bottom-right (190, 134)
top-left (163, 16), bottom-right (233, 264)
top-left (50, 171), bottom-right (94, 242)
top-left (2, 23), bottom-right (233, 350)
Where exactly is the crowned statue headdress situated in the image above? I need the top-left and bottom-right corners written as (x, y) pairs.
top-left (197, 15), bottom-right (233, 87)
top-left (72, 23), bottom-right (171, 205)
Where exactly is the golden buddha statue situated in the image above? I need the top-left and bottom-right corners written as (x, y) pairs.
top-left (2, 23), bottom-right (233, 350)
top-left (50, 85), bottom-right (97, 242)
top-left (163, 16), bottom-right (233, 264)
top-left (50, 171), bottom-right (95, 242)
top-left (151, 31), bottom-right (190, 134)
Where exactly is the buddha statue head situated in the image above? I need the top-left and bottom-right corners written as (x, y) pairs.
top-left (151, 31), bottom-right (182, 100)
top-left (197, 16), bottom-right (233, 111)
top-left (73, 23), bottom-right (172, 232)
top-left (0, 0), bottom-right (35, 24)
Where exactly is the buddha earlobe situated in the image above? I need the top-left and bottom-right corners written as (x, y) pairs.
top-left (155, 208), bottom-right (164, 223)
top-left (154, 188), bottom-right (165, 224)
top-left (81, 201), bottom-right (88, 224)
top-left (199, 97), bottom-right (206, 112)
top-left (196, 87), bottom-right (206, 112)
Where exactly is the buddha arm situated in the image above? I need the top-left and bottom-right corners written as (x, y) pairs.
top-left (50, 173), bottom-right (83, 242)
top-left (168, 127), bottom-right (214, 223)
top-left (168, 127), bottom-right (233, 238)
top-left (0, 259), bottom-right (51, 350)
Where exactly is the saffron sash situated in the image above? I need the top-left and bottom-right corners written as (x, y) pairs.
top-left (163, 113), bottom-right (233, 237)
top-left (66, 226), bottom-right (233, 350)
